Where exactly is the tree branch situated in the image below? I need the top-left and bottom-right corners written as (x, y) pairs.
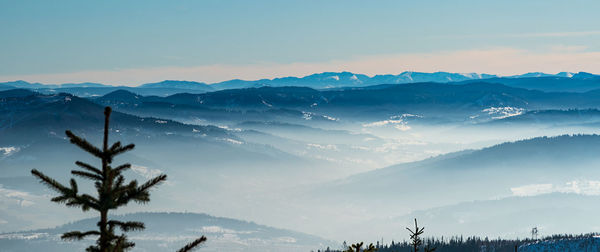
top-left (72, 170), bottom-right (103, 181)
top-left (112, 164), bottom-right (131, 176)
top-left (110, 143), bottom-right (135, 156)
top-left (108, 220), bottom-right (145, 232)
top-left (75, 161), bottom-right (103, 176)
top-left (176, 236), bottom-right (207, 252)
top-left (65, 130), bottom-right (103, 159)
top-left (31, 169), bottom-right (69, 194)
top-left (61, 230), bottom-right (101, 240)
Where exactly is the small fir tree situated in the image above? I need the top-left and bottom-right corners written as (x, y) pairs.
top-left (31, 106), bottom-right (205, 252)
top-left (406, 218), bottom-right (436, 252)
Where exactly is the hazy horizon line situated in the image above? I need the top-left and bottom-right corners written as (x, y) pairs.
top-left (1, 70), bottom-right (597, 88)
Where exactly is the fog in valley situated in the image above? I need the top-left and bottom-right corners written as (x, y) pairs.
top-left (4, 75), bottom-right (600, 251)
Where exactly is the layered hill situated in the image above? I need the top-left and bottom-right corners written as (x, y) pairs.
top-left (315, 134), bottom-right (600, 210)
top-left (87, 83), bottom-right (600, 124)
top-left (0, 212), bottom-right (334, 252)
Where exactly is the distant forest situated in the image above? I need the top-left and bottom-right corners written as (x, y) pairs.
top-left (318, 233), bottom-right (600, 252)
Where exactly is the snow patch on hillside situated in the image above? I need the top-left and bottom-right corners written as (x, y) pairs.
top-left (302, 112), bottom-right (313, 120)
top-left (327, 75), bottom-right (340, 81)
top-left (323, 115), bottom-right (339, 121)
top-left (363, 119), bottom-right (404, 127)
top-left (483, 107), bottom-right (524, 119)
top-left (0, 147), bottom-right (19, 156)
top-left (363, 114), bottom-right (421, 131)
top-left (307, 143), bottom-right (338, 151)
top-left (511, 180), bottom-right (600, 196)
top-left (261, 99), bottom-right (273, 107)
top-left (0, 232), bottom-right (49, 240)
top-left (216, 125), bottom-right (241, 132)
top-left (188, 226), bottom-right (253, 234)
top-left (220, 138), bottom-right (244, 145)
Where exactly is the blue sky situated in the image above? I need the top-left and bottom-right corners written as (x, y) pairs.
top-left (1, 0), bottom-right (600, 85)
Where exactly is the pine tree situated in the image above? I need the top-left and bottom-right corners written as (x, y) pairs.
top-left (406, 218), bottom-right (436, 252)
top-left (31, 106), bottom-right (206, 252)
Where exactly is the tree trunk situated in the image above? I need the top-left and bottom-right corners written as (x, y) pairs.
top-left (100, 210), bottom-right (108, 252)
top-left (101, 107), bottom-right (110, 252)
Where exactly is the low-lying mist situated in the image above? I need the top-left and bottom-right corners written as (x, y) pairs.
top-left (4, 86), bottom-right (600, 250)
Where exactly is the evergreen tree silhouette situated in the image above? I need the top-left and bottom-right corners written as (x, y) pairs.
top-left (31, 106), bottom-right (206, 252)
top-left (344, 241), bottom-right (377, 252)
top-left (406, 218), bottom-right (436, 252)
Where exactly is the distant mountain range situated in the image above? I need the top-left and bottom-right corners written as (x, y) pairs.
top-left (2, 71), bottom-right (600, 96)
top-left (139, 80), bottom-right (214, 91)
top-left (209, 71), bottom-right (498, 90)
top-left (11, 80), bottom-right (600, 131)
top-left (88, 82), bottom-right (600, 123)
top-left (459, 72), bottom-right (600, 92)
top-left (0, 80), bottom-right (111, 89)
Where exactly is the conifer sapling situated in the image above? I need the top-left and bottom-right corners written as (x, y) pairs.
top-left (31, 106), bottom-right (206, 252)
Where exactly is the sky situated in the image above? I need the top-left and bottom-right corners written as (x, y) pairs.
top-left (1, 0), bottom-right (600, 86)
